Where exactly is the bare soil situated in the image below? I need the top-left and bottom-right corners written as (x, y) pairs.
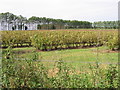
top-left (31, 29), bottom-right (117, 32)
top-left (92, 49), bottom-right (118, 53)
top-left (13, 49), bottom-right (33, 54)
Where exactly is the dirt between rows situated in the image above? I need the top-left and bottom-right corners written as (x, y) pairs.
top-left (13, 49), bottom-right (32, 54)
top-left (92, 49), bottom-right (118, 53)
top-left (30, 29), bottom-right (117, 32)
top-left (12, 46), bottom-right (118, 55)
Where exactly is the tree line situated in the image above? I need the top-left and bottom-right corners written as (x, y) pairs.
top-left (93, 21), bottom-right (118, 29)
top-left (0, 12), bottom-right (118, 30)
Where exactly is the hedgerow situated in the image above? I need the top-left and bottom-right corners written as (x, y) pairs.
top-left (0, 30), bottom-right (119, 50)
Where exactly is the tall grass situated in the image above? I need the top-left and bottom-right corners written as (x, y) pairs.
top-left (2, 47), bottom-right (119, 88)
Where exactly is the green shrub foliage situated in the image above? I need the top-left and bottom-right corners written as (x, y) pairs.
top-left (0, 30), bottom-right (118, 50)
top-left (2, 49), bottom-right (119, 88)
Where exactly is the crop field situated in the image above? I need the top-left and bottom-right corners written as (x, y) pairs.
top-left (1, 29), bottom-right (119, 88)
top-left (1, 29), bottom-right (118, 50)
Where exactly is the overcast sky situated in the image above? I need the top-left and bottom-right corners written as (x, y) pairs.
top-left (0, 0), bottom-right (119, 22)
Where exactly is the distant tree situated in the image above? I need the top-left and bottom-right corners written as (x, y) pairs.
top-left (37, 24), bottom-right (41, 29)
top-left (93, 21), bottom-right (118, 29)
top-left (25, 26), bottom-right (28, 30)
top-left (51, 24), bottom-right (56, 29)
